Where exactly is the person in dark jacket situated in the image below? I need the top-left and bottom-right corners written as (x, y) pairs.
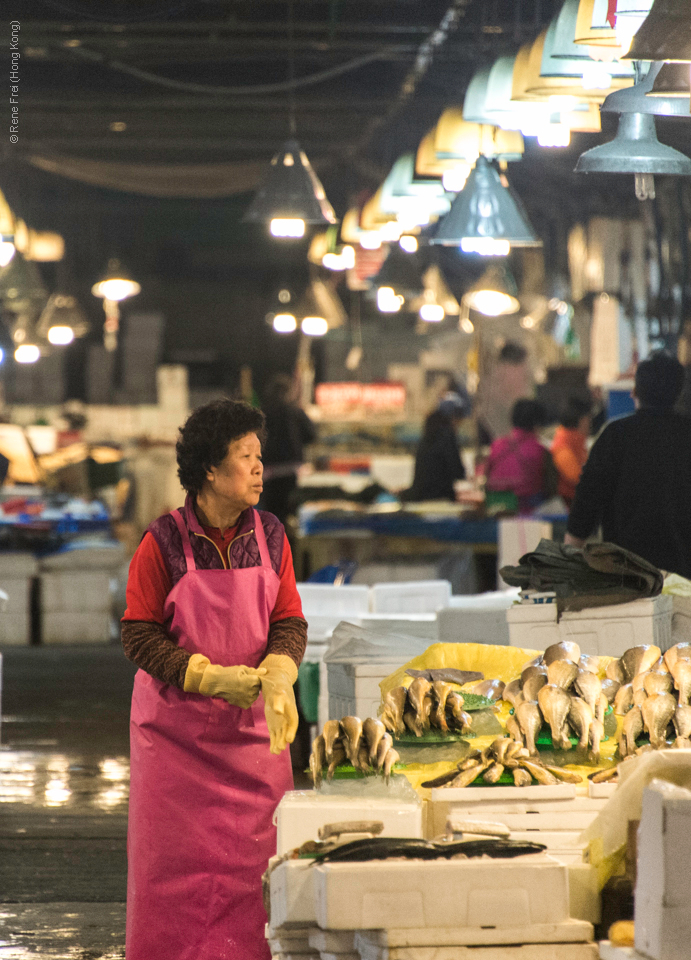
top-left (565, 351), bottom-right (691, 578)
top-left (259, 374), bottom-right (316, 526)
top-left (403, 392), bottom-right (469, 502)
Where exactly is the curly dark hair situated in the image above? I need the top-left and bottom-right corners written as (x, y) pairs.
top-left (176, 399), bottom-right (266, 496)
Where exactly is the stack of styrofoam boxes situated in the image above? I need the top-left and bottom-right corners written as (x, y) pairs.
top-left (0, 552), bottom-right (38, 645)
top-left (670, 594), bottom-right (691, 647)
top-left (297, 584), bottom-right (371, 730)
top-left (268, 790), bottom-right (424, 958)
top-left (506, 595), bottom-right (674, 657)
top-left (634, 778), bottom-right (691, 960)
top-left (427, 782), bottom-right (605, 928)
top-left (357, 580), bottom-right (451, 644)
top-left (437, 589), bottom-right (520, 646)
top-left (39, 542), bottom-right (125, 644)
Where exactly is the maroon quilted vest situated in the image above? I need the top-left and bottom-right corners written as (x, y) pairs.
top-left (147, 494), bottom-right (285, 588)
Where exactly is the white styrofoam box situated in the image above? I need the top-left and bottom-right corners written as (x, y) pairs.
top-left (269, 859), bottom-right (318, 928)
top-left (308, 929), bottom-right (356, 953)
top-left (498, 519), bottom-right (553, 586)
top-left (635, 780), bottom-right (691, 960)
top-left (354, 919), bottom-right (594, 949)
top-left (437, 607), bottom-right (510, 646)
top-left (305, 614), bottom-right (363, 642)
top-left (566, 862), bottom-right (601, 925)
top-left (370, 581), bottom-right (451, 614)
top-left (671, 595), bottom-right (691, 646)
top-left (355, 941), bottom-right (598, 960)
top-left (39, 542), bottom-right (126, 571)
top-left (358, 614), bottom-right (438, 640)
top-left (507, 596), bottom-right (674, 657)
top-left (599, 943), bottom-right (646, 960)
top-left (41, 571), bottom-right (112, 614)
top-left (0, 553), bottom-right (38, 578)
top-left (274, 791), bottom-right (423, 856)
top-left (589, 781), bottom-right (617, 800)
top-left (0, 611), bottom-right (31, 645)
top-left (559, 595), bottom-right (673, 657)
top-left (42, 611), bottom-right (111, 645)
top-left (298, 584), bottom-right (371, 616)
top-left (314, 856), bottom-right (570, 930)
top-left (327, 660), bottom-right (402, 722)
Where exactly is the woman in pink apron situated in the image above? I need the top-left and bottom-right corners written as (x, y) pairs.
top-left (121, 399), bottom-right (308, 960)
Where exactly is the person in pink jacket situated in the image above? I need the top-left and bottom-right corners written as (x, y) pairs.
top-left (484, 399), bottom-right (553, 513)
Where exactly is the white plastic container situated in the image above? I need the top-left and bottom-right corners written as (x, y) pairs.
top-left (357, 613), bottom-right (438, 640)
top-left (297, 584), bottom-right (371, 616)
top-left (671, 595), bottom-right (691, 647)
top-left (313, 856), bottom-right (569, 930)
top-left (370, 580), bottom-right (451, 614)
top-left (327, 660), bottom-right (402, 721)
top-left (0, 552), bottom-right (38, 646)
top-left (354, 919), bottom-right (594, 950)
top-left (274, 790), bottom-right (424, 856)
top-left (269, 858), bottom-right (318, 928)
top-left (355, 939), bottom-right (597, 960)
top-left (42, 611), bottom-right (111, 645)
top-left (507, 595), bottom-right (674, 657)
top-left (41, 571), bottom-right (112, 614)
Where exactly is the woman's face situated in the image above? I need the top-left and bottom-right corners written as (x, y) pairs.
top-left (205, 432), bottom-right (263, 511)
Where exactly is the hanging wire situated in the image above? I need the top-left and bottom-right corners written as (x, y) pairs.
top-left (287, 0), bottom-right (297, 136)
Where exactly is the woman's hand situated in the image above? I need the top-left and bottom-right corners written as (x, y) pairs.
top-left (258, 654), bottom-right (299, 754)
top-left (184, 655), bottom-right (267, 709)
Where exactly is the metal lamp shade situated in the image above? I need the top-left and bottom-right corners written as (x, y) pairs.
top-left (648, 62), bottom-right (691, 96)
top-left (599, 61), bottom-right (691, 115)
top-left (542, 0), bottom-right (636, 82)
top-left (295, 278), bottom-right (346, 330)
top-left (243, 140), bottom-right (337, 225)
top-left (463, 265), bottom-right (520, 316)
top-left (575, 111), bottom-right (691, 174)
top-left (379, 154), bottom-right (451, 220)
top-left (431, 156), bottom-right (541, 248)
top-left (0, 252), bottom-right (48, 312)
top-left (574, 0), bottom-right (621, 47)
top-left (433, 108), bottom-right (524, 162)
top-left (36, 293), bottom-right (90, 340)
top-left (524, 30), bottom-right (630, 100)
top-left (371, 245), bottom-right (427, 300)
top-left (625, 0), bottom-right (691, 61)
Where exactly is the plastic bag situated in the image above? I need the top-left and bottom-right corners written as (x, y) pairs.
top-left (324, 620), bottom-right (431, 664)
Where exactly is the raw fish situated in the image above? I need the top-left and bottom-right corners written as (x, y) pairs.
top-left (431, 681), bottom-right (453, 732)
top-left (502, 678), bottom-right (523, 706)
top-left (380, 686), bottom-right (408, 737)
top-left (403, 709), bottom-right (423, 737)
top-left (483, 762), bottom-right (505, 784)
top-left (589, 718), bottom-right (604, 762)
top-left (518, 759), bottom-right (559, 785)
top-left (643, 672), bottom-right (673, 697)
top-left (613, 683), bottom-right (633, 715)
top-left (544, 641), bottom-right (580, 665)
top-left (341, 716), bottom-right (363, 765)
top-left (327, 742), bottom-right (347, 781)
top-left (309, 734), bottom-right (326, 787)
top-left (375, 732), bottom-right (393, 771)
top-left (674, 704), bottom-right (691, 740)
top-left (512, 767), bottom-right (532, 787)
top-left (323, 720), bottom-right (342, 762)
top-left (544, 765), bottom-right (582, 784)
top-left (516, 700), bottom-right (543, 756)
top-left (621, 645), bottom-right (661, 682)
top-left (606, 659), bottom-right (626, 684)
top-left (363, 718), bottom-right (386, 765)
top-left (523, 673), bottom-right (548, 702)
top-left (538, 684), bottom-right (572, 751)
top-left (672, 659), bottom-right (691, 706)
top-left (506, 712), bottom-right (524, 745)
top-left (408, 677), bottom-right (433, 732)
top-left (579, 654), bottom-right (599, 674)
top-left (382, 747), bottom-right (400, 784)
top-left (568, 696), bottom-right (593, 751)
top-left (473, 679), bottom-right (505, 700)
top-left (664, 642), bottom-right (691, 673)
top-left (575, 670), bottom-right (602, 714)
top-left (619, 704), bottom-right (643, 758)
top-left (601, 678), bottom-right (621, 704)
top-left (641, 693), bottom-right (676, 749)
top-left (547, 659), bottom-right (578, 690)
top-left (521, 663), bottom-right (547, 684)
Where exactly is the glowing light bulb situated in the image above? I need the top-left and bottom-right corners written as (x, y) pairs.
top-left (460, 316), bottom-right (475, 334)
top-left (419, 303), bottom-right (444, 323)
top-left (377, 287), bottom-right (404, 313)
top-left (442, 165), bottom-right (471, 192)
top-left (399, 236), bottom-right (418, 254)
top-left (466, 290), bottom-right (519, 317)
top-left (359, 232), bottom-right (382, 250)
top-left (0, 241), bottom-right (15, 268)
top-left (92, 277), bottom-right (141, 301)
top-left (460, 237), bottom-right (510, 257)
top-left (15, 344), bottom-right (40, 363)
top-left (270, 218), bottom-right (305, 238)
top-left (537, 125), bottom-right (571, 148)
top-left (273, 313), bottom-right (297, 333)
top-left (47, 325), bottom-right (75, 345)
top-left (379, 221), bottom-right (403, 242)
top-left (301, 316), bottom-right (328, 336)
top-left (581, 61), bottom-right (613, 91)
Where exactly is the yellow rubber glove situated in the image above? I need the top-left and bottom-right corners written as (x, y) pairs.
top-left (259, 654), bottom-right (299, 755)
top-left (184, 653), bottom-right (266, 709)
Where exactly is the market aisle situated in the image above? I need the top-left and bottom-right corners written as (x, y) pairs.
top-left (0, 645), bottom-right (135, 959)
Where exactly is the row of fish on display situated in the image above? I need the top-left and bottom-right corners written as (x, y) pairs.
top-left (309, 716), bottom-right (401, 787)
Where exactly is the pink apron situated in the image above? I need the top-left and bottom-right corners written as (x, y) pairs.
top-left (126, 508), bottom-right (293, 960)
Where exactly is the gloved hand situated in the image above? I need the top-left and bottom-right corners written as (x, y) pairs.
top-left (259, 654), bottom-right (299, 755)
top-left (184, 653), bottom-right (266, 709)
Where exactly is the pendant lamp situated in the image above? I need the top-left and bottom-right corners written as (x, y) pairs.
top-left (36, 292), bottom-right (90, 346)
top-left (91, 257), bottom-right (141, 351)
top-left (647, 62), bottom-right (691, 96)
top-left (522, 30), bottom-right (633, 101)
top-left (542, 0), bottom-right (636, 88)
top-left (613, 0), bottom-right (655, 54)
top-left (371, 244), bottom-right (427, 303)
top-left (463, 265), bottom-right (520, 316)
top-left (575, 0), bottom-right (622, 48)
top-left (416, 130), bottom-right (473, 190)
top-left (430, 156), bottom-right (541, 252)
top-left (379, 154), bottom-right (452, 225)
top-left (575, 62), bottom-right (691, 199)
top-left (433, 109), bottom-right (524, 162)
top-left (295, 277), bottom-right (346, 334)
top-left (625, 0), bottom-right (691, 61)
top-left (0, 252), bottom-right (47, 314)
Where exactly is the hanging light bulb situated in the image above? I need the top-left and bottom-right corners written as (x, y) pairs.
top-left (92, 258), bottom-right (140, 351)
top-left (47, 325), bottom-right (75, 345)
top-left (0, 241), bottom-right (15, 268)
top-left (419, 303), bottom-right (445, 322)
top-left (399, 236), bottom-right (418, 254)
top-left (270, 218), bottom-right (306, 238)
top-left (377, 287), bottom-right (405, 313)
top-left (273, 313), bottom-right (297, 333)
top-left (463, 266), bottom-right (520, 316)
top-left (301, 316), bottom-right (328, 336)
top-left (15, 344), bottom-right (40, 363)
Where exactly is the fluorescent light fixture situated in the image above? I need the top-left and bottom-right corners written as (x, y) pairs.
top-left (273, 313), bottom-right (297, 333)
top-left (419, 303), bottom-right (445, 322)
top-left (47, 325), bottom-right (75, 345)
top-left (15, 344), bottom-right (40, 363)
top-left (270, 218), bottom-right (305, 238)
top-left (301, 315), bottom-right (328, 336)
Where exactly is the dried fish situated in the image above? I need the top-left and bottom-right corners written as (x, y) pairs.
top-left (579, 654), bottom-right (600, 674)
top-left (309, 734), bottom-right (326, 787)
top-left (606, 659), bottom-right (626, 685)
top-left (544, 640), bottom-right (581, 665)
top-left (575, 670), bottom-right (602, 714)
top-left (327, 742), bottom-right (347, 781)
top-left (641, 693), bottom-right (676, 749)
top-left (614, 683), bottom-right (634, 716)
top-left (664, 642), bottom-right (691, 674)
top-left (521, 663), bottom-right (548, 684)
top-left (589, 766), bottom-right (618, 783)
top-left (431, 681), bottom-right (453, 732)
top-left (601, 678), bottom-right (621, 704)
top-left (589, 717), bottom-right (604, 763)
top-left (516, 700), bottom-right (543, 756)
top-left (363, 718), bottom-right (387, 765)
top-left (323, 720), bottom-right (342, 762)
top-left (421, 767), bottom-right (465, 789)
top-left (375, 733), bottom-right (393, 771)
top-left (621, 645), bottom-right (661, 682)
top-left (502, 678), bottom-right (523, 706)
top-left (341, 716), bottom-right (363, 766)
top-left (512, 766), bottom-right (532, 787)
top-left (518, 759), bottom-right (559, 785)
top-left (408, 677), bottom-right (433, 732)
top-left (619, 704), bottom-right (643, 758)
top-left (543, 765), bottom-right (583, 784)
top-left (547, 659), bottom-right (578, 690)
top-left (523, 673), bottom-right (548, 702)
top-left (568, 696), bottom-right (594, 751)
top-left (381, 686), bottom-right (407, 737)
top-left (473, 679), bottom-right (505, 700)
top-left (403, 708), bottom-right (423, 738)
top-left (674, 704), bottom-right (691, 740)
top-left (382, 747), bottom-right (400, 784)
top-left (538, 684), bottom-right (572, 751)
top-left (406, 668), bottom-right (483, 685)
top-left (448, 757), bottom-right (492, 788)
top-left (483, 762), bottom-right (505, 784)
top-left (643, 672), bottom-right (673, 697)
top-left (672, 659), bottom-right (691, 706)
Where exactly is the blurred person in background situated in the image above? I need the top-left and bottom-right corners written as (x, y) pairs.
top-left (259, 373), bottom-right (316, 527)
top-left (402, 391), bottom-right (470, 502)
top-left (484, 399), bottom-right (556, 513)
top-left (551, 395), bottom-right (592, 507)
top-left (476, 341), bottom-right (533, 445)
top-left (566, 352), bottom-right (691, 577)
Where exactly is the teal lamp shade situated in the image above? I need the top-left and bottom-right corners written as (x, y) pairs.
top-left (625, 0), bottom-right (691, 60)
top-left (465, 57), bottom-right (554, 134)
top-left (541, 0), bottom-right (636, 81)
top-left (243, 140), bottom-right (337, 226)
top-left (462, 68), bottom-right (495, 125)
top-left (379, 154), bottom-right (452, 220)
top-left (430, 156), bottom-right (541, 250)
top-left (0, 252), bottom-right (48, 312)
top-left (598, 61), bottom-right (691, 115)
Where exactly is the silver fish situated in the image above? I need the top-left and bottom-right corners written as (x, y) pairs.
top-left (363, 718), bottom-right (387, 765)
top-left (619, 704), bottom-right (643, 758)
top-left (341, 716), bottom-right (363, 765)
top-left (547, 659), bottom-right (578, 690)
top-left (613, 683), bottom-right (634, 716)
top-left (568, 696), bottom-right (593, 751)
top-left (516, 700), bottom-right (543, 756)
top-left (537, 684), bottom-right (572, 751)
top-left (641, 693), bottom-right (676, 749)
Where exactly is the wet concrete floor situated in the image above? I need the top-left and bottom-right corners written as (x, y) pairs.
top-left (0, 645), bottom-right (134, 958)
